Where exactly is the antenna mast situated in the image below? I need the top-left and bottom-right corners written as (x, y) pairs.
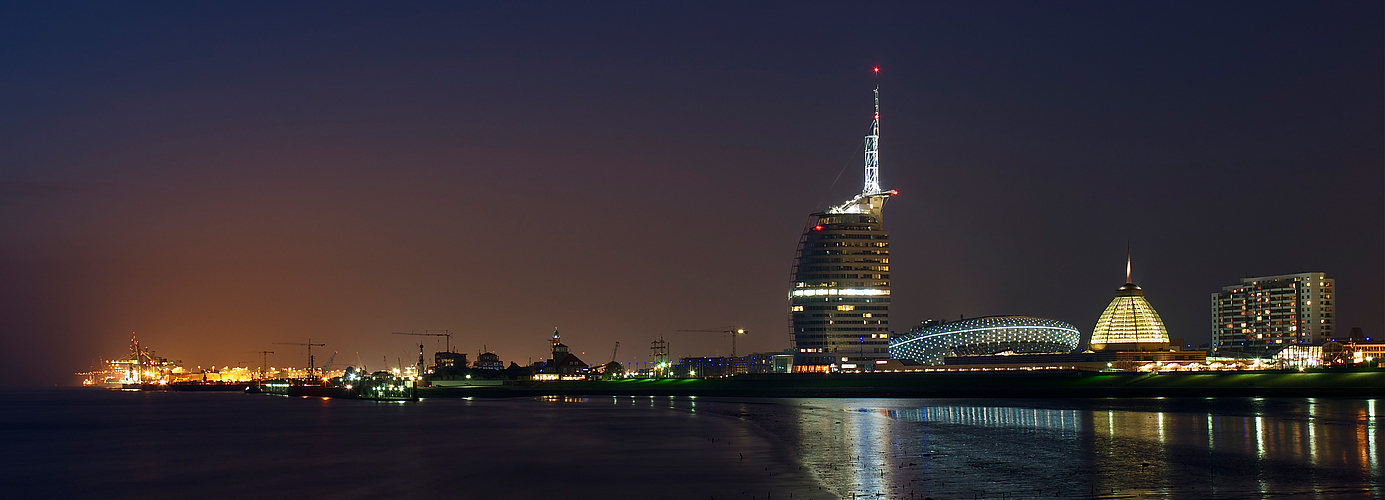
top-left (863, 67), bottom-right (882, 195)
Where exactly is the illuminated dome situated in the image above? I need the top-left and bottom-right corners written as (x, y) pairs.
top-left (888, 316), bottom-right (1081, 365)
top-left (1089, 258), bottom-right (1170, 351)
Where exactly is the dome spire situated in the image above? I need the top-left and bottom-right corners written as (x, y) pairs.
top-left (1091, 244), bottom-right (1169, 352)
top-left (1125, 242), bottom-right (1132, 284)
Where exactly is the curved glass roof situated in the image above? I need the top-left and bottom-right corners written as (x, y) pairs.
top-left (1090, 283), bottom-right (1169, 350)
top-left (888, 315), bottom-right (1081, 365)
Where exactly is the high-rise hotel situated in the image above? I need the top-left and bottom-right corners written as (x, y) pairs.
top-left (789, 83), bottom-right (897, 372)
top-left (1211, 273), bottom-right (1335, 357)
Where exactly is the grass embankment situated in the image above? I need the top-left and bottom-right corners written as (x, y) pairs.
top-left (417, 370), bottom-right (1385, 399)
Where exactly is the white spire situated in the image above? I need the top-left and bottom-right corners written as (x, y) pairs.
top-left (1125, 244), bottom-right (1132, 284)
top-left (863, 79), bottom-right (881, 195)
top-left (825, 69), bottom-right (895, 216)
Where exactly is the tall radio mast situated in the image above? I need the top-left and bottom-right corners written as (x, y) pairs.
top-left (862, 67), bottom-right (882, 195)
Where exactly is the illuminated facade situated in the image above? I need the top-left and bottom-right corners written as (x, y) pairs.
top-left (887, 316), bottom-right (1081, 365)
top-left (538, 329), bottom-right (588, 377)
top-left (789, 85), bottom-right (896, 371)
top-left (1089, 256), bottom-right (1169, 352)
top-left (1210, 272), bottom-right (1335, 357)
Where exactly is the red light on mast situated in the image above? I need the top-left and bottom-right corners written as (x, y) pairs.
top-left (873, 67), bottom-right (880, 73)
top-left (889, 190), bottom-right (899, 195)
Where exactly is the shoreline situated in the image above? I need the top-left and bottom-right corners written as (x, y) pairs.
top-left (418, 370), bottom-right (1385, 399)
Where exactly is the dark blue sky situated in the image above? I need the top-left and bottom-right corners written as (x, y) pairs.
top-left (2, 2), bottom-right (1380, 385)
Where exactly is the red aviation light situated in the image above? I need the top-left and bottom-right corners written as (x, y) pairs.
top-left (873, 67), bottom-right (880, 73)
top-left (813, 225), bottom-right (824, 231)
top-left (888, 189), bottom-right (899, 195)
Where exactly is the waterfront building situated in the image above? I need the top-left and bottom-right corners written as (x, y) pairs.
top-left (1343, 327), bottom-right (1383, 366)
top-left (599, 361), bottom-right (624, 379)
top-left (474, 351), bottom-right (503, 371)
top-left (1210, 272), bottom-right (1335, 358)
top-left (673, 353), bottom-right (786, 378)
top-left (433, 352), bottom-right (467, 376)
top-left (1273, 344), bottom-right (1324, 369)
top-left (789, 84), bottom-right (897, 372)
top-left (1349, 344), bottom-right (1384, 366)
top-left (535, 329), bottom-right (588, 380)
top-left (887, 316), bottom-right (1081, 366)
top-left (1089, 254), bottom-right (1169, 352)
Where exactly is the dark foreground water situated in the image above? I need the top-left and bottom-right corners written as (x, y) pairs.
top-left (1, 390), bottom-right (1379, 499)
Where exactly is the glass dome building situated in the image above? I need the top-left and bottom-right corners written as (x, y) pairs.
top-left (1089, 256), bottom-right (1170, 352)
top-left (888, 316), bottom-right (1081, 365)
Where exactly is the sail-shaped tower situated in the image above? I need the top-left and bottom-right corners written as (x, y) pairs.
top-left (788, 80), bottom-right (898, 372)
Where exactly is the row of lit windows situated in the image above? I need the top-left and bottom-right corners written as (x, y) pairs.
top-left (803, 257), bottom-right (889, 264)
top-left (804, 249), bottom-right (888, 256)
top-left (816, 216), bottom-right (876, 225)
top-left (799, 265), bottom-right (891, 272)
top-left (790, 304), bottom-right (890, 311)
top-left (831, 313), bottom-right (884, 318)
top-left (790, 297), bottom-right (890, 305)
top-left (806, 241), bottom-right (889, 248)
top-left (816, 224), bottom-right (878, 231)
top-left (795, 327), bottom-right (890, 332)
top-left (804, 265), bottom-right (889, 272)
top-left (1217, 297), bottom-right (1329, 305)
top-left (791, 280), bottom-right (892, 288)
top-left (790, 288), bottom-right (891, 297)
top-left (795, 334), bottom-right (890, 340)
top-left (793, 320), bottom-right (888, 325)
top-left (815, 233), bottom-right (888, 240)
top-left (801, 313), bottom-right (887, 319)
top-left (795, 273), bottom-right (890, 280)
top-left (1218, 321), bottom-right (1300, 328)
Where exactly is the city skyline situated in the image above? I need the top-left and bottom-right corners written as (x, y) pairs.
top-left (1, 2), bottom-right (1381, 386)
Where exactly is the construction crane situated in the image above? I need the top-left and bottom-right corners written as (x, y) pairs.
top-left (677, 328), bottom-right (748, 357)
top-left (610, 342), bottom-right (620, 363)
top-left (273, 339), bottom-right (326, 375)
top-left (391, 330), bottom-right (454, 353)
top-left (250, 350), bottom-right (274, 379)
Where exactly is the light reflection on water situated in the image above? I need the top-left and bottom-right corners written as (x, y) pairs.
top-left (6, 390), bottom-right (1379, 499)
top-left (702, 397), bottom-right (1382, 499)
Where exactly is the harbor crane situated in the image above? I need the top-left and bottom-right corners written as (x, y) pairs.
top-left (391, 330), bottom-right (454, 353)
top-left (272, 339), bottom-right (326, 375)
top-left (611, 342), bottom-right (620, 362)
top-left (250, 350), bottom-right (274, 379)
top-left (677, 328), bottom-right (748, 357)
top-left (320, 351), bottom-right (338, 372)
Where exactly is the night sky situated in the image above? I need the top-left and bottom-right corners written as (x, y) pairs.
top-left (2, 2), bottom-right (1380, 386)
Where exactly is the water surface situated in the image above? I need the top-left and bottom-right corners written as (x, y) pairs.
top-left (2, 390), bottom-right (1378, 499)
